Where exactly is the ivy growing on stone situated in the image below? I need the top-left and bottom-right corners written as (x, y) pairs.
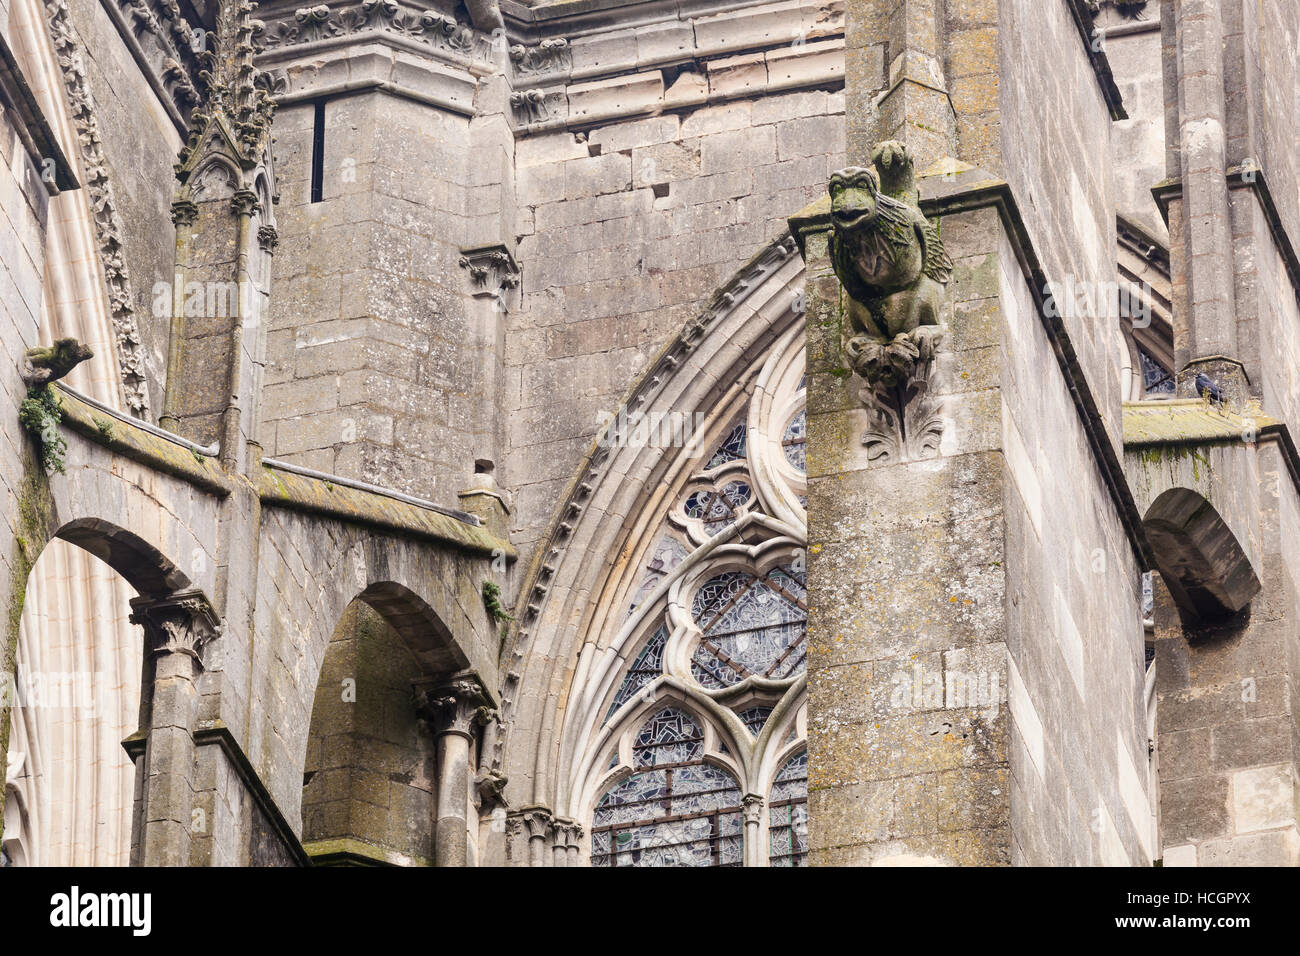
top-left (18, 386), bottom-right (67, 475)
top-left (481, 580), bottom-right (514, 623)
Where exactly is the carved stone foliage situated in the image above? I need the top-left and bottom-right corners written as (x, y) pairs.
top-left (42, 0), bottom-right (151, 416)
top-left (508, 38), bottom-right (570, 78)
top-left (508, 88), bottom-right (555, 125)
top-left (414, 676), bottom-right (492, 738)
top-left (128, 590), bottom-right (222, 666)
top-left (252, 2), bottom-right (491, 59)
top-left (118, 0), bottom-right (204, 112)
top-left (458, 245), bottom-right (519, 310)
top-left (829, 141), bottom-right (952, 465)
top-left (855, 361), bottom-right (946, 465)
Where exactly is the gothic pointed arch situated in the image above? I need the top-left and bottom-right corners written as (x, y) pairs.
top-left (500, 234), bottom-right (808, 866)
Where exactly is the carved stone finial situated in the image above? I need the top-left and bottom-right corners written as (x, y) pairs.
top-left (128, 589), bottom-right (222, 668)
top-left (828, 141), bottom-right (953, 464)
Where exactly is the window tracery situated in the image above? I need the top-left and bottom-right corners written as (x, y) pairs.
top-left (583, 321), bottom-right (809, 866)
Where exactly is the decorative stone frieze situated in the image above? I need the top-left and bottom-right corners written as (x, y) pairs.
top-left (252, 1), bottom-right (492, 60)
top-left (42, 0), bottom-right (152, 417)
top-left (508, 38), bottom-right (570, 78)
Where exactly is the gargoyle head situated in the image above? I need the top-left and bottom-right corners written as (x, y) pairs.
top-left (829, 166), bottom-right (883, 232)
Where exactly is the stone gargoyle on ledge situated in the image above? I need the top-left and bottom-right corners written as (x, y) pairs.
top-left (830, 141), bottom-right (953, 388)
top-left (827, 141), bottom-right (953, 463)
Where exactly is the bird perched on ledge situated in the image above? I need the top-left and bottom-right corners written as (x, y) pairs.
top-left (1195, 372), bottom-right (1224, 408)
top-left (22, 338), bottom-right (93, 387)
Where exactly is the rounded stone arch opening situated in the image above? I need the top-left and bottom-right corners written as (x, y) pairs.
top-left (4, 513), bottom-right (202, 866)
top-left (1143, 487), bottom-right (1261, 625)
top-left (294, 554), bottom-right (476, 867)
top-left (52, 517), bottom-right (193, 598)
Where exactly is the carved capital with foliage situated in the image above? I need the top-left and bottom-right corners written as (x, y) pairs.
top-left (129, 589), bottom-right (222, 668)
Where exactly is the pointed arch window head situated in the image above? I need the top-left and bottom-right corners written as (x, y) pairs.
top-left (592, 707), bottom-right (744, 867)
top-left (690, 565), bottom-right (808, 689)
top-left (768, 750), bottom-right (808, 867)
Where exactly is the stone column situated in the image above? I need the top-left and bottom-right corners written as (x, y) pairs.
top-left (128, 589), bottom-right (221, 867)
top-left (520, 807), bottom-right (552, 867)
top-left (742, 794), bottom-right (765, 867)
top-left (550, 817), bottom-right (573, 867)
top-left (416, 676), bottom-right (490, 867)
top-left (1161, 0), bottom-right (1244, 401)
top-left (565, 823), bottom-right (583, 867)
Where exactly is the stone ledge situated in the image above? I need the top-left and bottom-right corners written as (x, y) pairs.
top-left (259, 464), bottom-right (515, 560)
top-left (54, 385), bottom-right (233, 497)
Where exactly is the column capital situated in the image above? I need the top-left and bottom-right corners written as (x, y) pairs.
top-left (413, 674), bottom-right (491, 739)
top-left (128, 589), bottom-right (222, 668)
top-left (515, 805), bottom-right (553, 840)
top-left (742, 793), bottom-right (765, 826)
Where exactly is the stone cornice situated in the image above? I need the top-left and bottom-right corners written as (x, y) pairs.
top-left (252, 0), bottom-right (843, 129)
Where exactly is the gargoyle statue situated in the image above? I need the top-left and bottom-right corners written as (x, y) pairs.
top-left (829, 141), bottom-right (953, 388)
top-left (22, 338), bottom-right (93, 387)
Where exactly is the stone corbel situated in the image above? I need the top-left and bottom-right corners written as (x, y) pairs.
top-left (458, 245), bottom-right (520, 312)
top-left (128, 589), bottom-right (222, 668)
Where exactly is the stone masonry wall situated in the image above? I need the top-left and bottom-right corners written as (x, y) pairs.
top-left (508, 86), bottom-right (846, 565)
top-left (263, 91), bottom-right (489, 504)
top-left (1000, 241), bottom-right (1152, 866)
top-left (65, 0), bottom-right (185, 415)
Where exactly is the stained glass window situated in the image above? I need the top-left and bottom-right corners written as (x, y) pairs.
top-left (738, 706), bottom-right (773, 737)
top-left (705, 422), bottom-right (747, 470)
top-left (629, 536), bottom-right (690, 613)
top-left (684, 481), bottom-right (752, 535)
top-left (782, 410), bottom-right (806, 472)
top-left (690, 565), bottom-right (807, 689)
top-left (768, 750), bottom-right (808, 867)
top-left (592, 708), bottom-right (744, 867)
top-left (1140, 348), bottom-right (1173, 395)
top-left (605, 624), bottom-right (669, 723)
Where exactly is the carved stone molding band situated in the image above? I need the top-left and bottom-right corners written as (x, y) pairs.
top-left (252, 1), bottom-right (493, 61)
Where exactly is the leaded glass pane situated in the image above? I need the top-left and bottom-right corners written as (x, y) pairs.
top-left (738, 706), bottom-right (773, 737)
top-left (1140, 348), bottom-right (1174, 395)
top-left (684, 480), bottom-right (752, 535)
top-left (705, 422), bottom-right (747, 470)
top-left (605, 624), bottom-right (669, 723)
top-left (592, 707), bottom-right (743, 867)
top-left (689, 565), bottom-right (807, 688)
top-left (782, 409), bottom-right (806, 472)
top-left (768, 750), bottom-right (808, 867)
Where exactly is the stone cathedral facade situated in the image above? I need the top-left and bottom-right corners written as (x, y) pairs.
top-left (0, 0), bottom-right (1296, 868)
